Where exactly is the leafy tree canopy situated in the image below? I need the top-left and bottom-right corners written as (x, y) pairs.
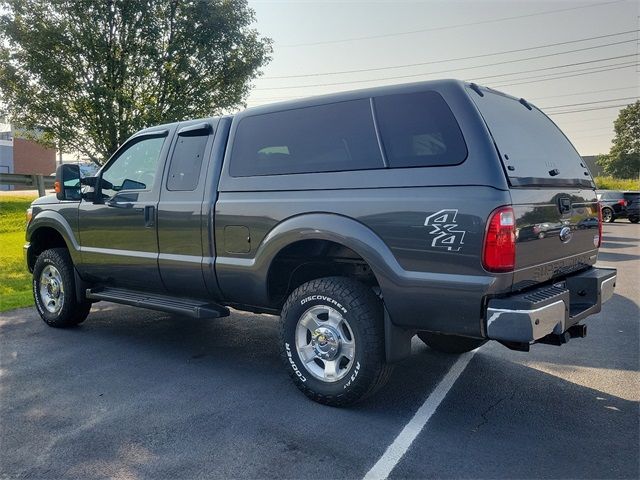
top-left (597, 101), bottom-right (639, 179)
top-left (0, 0), bottom-right (272, 163)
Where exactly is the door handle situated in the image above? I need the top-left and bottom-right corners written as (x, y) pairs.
top-left (144, 205), bottom-right (155, 227)
top-left (107, 200), bottom-right (134, 209)
top-left (107, 192), bottom-right (138, 209)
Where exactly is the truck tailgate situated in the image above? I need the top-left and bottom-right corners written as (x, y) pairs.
top-left (511, 188), bottom-right (599, 290)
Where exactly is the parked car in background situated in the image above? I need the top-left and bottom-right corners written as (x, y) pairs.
top-left (624, 192), bottom-right (640, 223)
top-left (596, 190), bottom-right (640, 223)
top-left (577, 217), bottom-right (600, 230)
top-left (517, 221), bottom-right (564, 240)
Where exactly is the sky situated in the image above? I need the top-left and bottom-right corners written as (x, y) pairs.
top-left (245, 0), bottom-right (639, 156)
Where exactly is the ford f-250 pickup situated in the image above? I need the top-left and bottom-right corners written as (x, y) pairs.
top-left (25, 80), bottom-right (616, 406)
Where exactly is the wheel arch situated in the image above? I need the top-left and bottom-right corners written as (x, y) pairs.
top-left (216, 213), bottom-right (414, 363)
top-left (27, 211), bottom-right (80, 271)
top-left (259, 214), bottom-right (402, 302)
top-left (266, 239), bottom-right (380, 305)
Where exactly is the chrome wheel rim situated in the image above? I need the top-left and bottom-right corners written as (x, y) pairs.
top-left (603, 209), bottom-right (613, 222)
top-left (39, 265), bottom-right (64, 314)
top-left (295, 305), bottom-right (356, 383)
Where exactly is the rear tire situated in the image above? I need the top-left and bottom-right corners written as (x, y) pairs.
top-left (418, 332), bottom-right (485, 354)
top-left (33, 248), bottom-right (91, 328)
top-left (279, 276), bottom-right (393, 406)
top-left (629, 216), bottom-right (639, 224)
top-left (602, 207), bottom-right (614, 223)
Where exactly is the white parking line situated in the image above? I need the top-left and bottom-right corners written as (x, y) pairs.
top-left (363, 349), bottom-right (479, 480)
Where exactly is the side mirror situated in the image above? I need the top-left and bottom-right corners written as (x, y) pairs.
top-left (54, 164), bottom-right (82, 201)
top-left (81, 175), bottom-right (98, 187)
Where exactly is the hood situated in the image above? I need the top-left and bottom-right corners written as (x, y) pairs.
top-left (31, 194), bottom-right (60, 206)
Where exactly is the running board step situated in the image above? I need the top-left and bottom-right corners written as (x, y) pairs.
top-left (85, 288), bottom-right (229, 319)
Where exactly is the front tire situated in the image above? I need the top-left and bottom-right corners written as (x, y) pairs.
top-left (602, 207), bottom-right (614, 223)
top-left (33, 248), bottom-right (91, 328)
top-left (279, 277), bottom-right (393, 406)
top-left (418, 332), bottom-right (486, 354)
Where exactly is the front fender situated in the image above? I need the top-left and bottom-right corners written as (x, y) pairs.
top-left (27, 209), bottom-right (81, 264)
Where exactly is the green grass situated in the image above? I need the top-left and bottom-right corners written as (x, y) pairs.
top-left (0, 195), bottom-right (36, 312)
top-left (594, 176), bottom-right (640, 191)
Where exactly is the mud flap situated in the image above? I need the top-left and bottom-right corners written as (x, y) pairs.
top-left (384, 308), bottom-right (414, 363)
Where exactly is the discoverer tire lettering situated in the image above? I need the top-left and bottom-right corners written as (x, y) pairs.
top-left (300, 295), bottom-right (347, 314)
top-left (279, 276), bottom-right (393, 406)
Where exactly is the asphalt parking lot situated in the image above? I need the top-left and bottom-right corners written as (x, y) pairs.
top-left (1, 223), bottom-right (638, 479)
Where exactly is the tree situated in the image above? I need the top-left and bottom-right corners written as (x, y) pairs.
top-left (597, 101), bottom-right (640, 179)
top-left (0, 0), bottom-right (272, 163)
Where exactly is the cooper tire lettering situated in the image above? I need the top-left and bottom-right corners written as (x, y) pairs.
top-left (285, 342), bottom-right (306, 382)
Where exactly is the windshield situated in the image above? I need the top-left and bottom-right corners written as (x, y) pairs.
top-left (469, 87), bottom-right (594, 188)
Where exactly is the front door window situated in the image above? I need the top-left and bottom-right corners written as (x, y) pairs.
top-left (101, 136), bottom-right (165, 197)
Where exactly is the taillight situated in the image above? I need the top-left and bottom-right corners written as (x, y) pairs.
top-left (596, 203), bottom-right (603, 248)
top-left (483, 206), bottom-right (516, 272)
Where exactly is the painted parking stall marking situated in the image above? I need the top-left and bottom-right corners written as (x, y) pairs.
top-left (363, 349), bottom-right (479, 480)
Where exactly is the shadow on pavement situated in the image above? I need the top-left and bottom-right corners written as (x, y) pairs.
top-left (602, 235), bottom-right (639, 243)
top-left (1, 282), bottom-right (637, 479)
top-left (596, 251), bottom-right (639, 263)
top-left (0, 305), bottom-right (458, 479)
top-left (389, 353), bottom-right (639, 479)
top-left (600, 241), bottom-right (637, 249)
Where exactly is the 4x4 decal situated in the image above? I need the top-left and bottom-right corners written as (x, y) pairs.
top-left (424, 209), bottom-right (466, 251)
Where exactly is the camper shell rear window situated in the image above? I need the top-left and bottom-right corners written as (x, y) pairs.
top-left (468, 87), bottom-right (594, 188)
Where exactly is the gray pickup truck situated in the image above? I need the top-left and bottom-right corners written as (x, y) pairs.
top-left (25, 80), bottom-right (616, 406)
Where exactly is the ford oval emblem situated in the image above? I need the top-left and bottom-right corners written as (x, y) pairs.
top-left (559, 226), bottom-right (573, 243)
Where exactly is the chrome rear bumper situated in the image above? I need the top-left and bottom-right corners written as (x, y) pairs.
top-left (486, 266), bottom-right (616, 343)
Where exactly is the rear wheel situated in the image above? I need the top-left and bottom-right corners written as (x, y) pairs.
top-left (602, 207), bottom-right (614, 223)
top-left (418, 332), bottom-right (485, 354)
top-left (629, 216), bottom-right (639, 224)
top-left (279, 276), bottom-right (392, 406)
top-left (33, 248), bottom-right (91, 328)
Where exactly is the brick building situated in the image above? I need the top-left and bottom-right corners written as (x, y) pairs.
top-left (12, 136), bottom-right (56, 175)
top-left (0, 127), bottom-right (56, 190)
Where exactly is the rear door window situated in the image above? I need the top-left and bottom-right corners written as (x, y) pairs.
top-left (374, 91), bottom-right (467, 168)
top-left (167, 128), bottom-right (210, 191)
top-left (230, 99), bottom-right (383, 177)
top-left (469, 88), bottom-right (593, 187)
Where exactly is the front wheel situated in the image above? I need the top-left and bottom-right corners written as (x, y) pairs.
top-left (33, 248), bottom-right (91, 328)
top-left (279, 277), bottom-right (393, 406)
top-left (418, 332), bottom-right (486, 354)
top-left (602, 207), bottom-right (614, 223)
